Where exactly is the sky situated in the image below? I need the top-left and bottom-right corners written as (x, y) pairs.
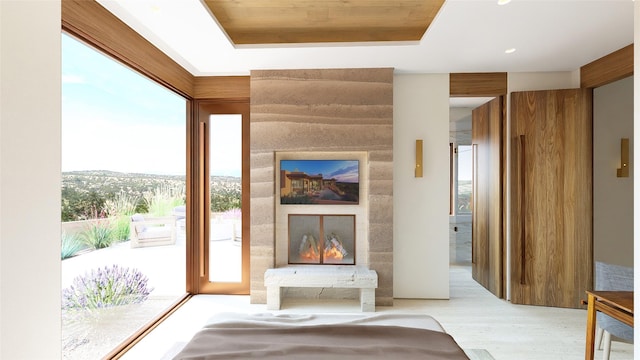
top-left (281, 160), bottom-right (359, 183)
top-left (62, 34), bottom-right (188, 175)
top-left (62, 33), bottom-right (466, 180)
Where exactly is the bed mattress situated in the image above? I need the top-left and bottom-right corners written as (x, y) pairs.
top-left (173, 313), bottom-right (469, 360)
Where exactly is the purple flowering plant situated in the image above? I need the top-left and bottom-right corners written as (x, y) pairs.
top-left (62, 265), bottom-right (153, 310)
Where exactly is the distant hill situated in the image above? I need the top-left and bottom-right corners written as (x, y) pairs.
top-left (64, 170), bottom-right (185, 180)
top-left (61, 170), bottom-right (240, 221)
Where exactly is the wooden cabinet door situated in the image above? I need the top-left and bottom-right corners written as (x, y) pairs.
top-left (471, 96), bottom-right (504, 298)
top-left (510, 89), bottom-right (593, 308)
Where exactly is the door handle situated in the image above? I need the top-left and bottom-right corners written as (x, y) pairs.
top-left (519, 134), bottom-right (526, 285)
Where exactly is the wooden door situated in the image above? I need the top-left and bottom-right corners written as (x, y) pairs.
top-left (471, 96), bottom-right (504, 298)
top-left (510, 89), bottom-right (593, 308)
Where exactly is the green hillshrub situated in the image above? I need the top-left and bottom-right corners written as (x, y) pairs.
top-left (111, 216), bottom-right (130, 242)
top-left (144, 184), bottom-right (185, 217)
top-left (80, 220), bottom-right (115, 249)
top-left (61, 232), bottom-right (84, 260)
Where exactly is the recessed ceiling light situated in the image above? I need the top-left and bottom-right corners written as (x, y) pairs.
top-left (497, 0), bottom-right (512, 5)
top-left (505, 48), bottom-right (516, 54)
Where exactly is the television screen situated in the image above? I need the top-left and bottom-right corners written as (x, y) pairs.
top-left (280, 160), bottom-right (359, 205)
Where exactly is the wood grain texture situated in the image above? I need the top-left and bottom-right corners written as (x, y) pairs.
top-left (471, 97), bottom-right (503, 298)
top-left (249, 68), bottom-right (394, 306)
top-left (203, 0), bottom-right (444, 44)
top-left (510, 88), bottom-right (593, 309)
top-left (61, 0), bottom-right (194, 98)
top-left (194, 76), bottom-right (250, 99)
top-left (581, 44), bottom-right (633, 88)
top-left (450, 73), bottom-right (507, 97)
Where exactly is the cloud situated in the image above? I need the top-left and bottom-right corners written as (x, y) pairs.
top-left (328, 163), bottom-right (359, 183)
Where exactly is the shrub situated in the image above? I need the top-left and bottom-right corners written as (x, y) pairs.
top-left (80, 220), bottom-right (115, 249)
top-left (144, 184), bottom-right (185, 217)
top-left (61, 232), bottom-right (84, 260)
top-left (105, 191), bottom-right (138, 217)
top-left (62, 265), bottom-right (153, 310)
top-left (111, 216), bottom-right (130, 242)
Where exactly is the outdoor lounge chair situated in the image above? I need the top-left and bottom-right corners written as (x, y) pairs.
top-left (130, 213), bottom-right (176, 248)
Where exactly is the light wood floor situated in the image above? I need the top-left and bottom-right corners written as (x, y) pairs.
top-left (124, 266), bottom-right (634, 360)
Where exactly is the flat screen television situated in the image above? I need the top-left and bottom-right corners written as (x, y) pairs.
top-left (280, 159), bottom-right (359, 205)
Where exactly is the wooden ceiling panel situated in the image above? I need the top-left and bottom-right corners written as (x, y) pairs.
top-left (203, 0), bottom-right (445, 44)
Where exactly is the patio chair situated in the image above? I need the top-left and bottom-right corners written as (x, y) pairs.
top-left (130, 213), bottom-right (176, 248)
top-left (594, 261), bottom-right (634, 360)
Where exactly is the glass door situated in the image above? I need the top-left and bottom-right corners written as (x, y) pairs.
top-left (196, 101), bottom-right (249, 294)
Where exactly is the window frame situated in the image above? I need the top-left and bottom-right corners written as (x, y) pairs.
top-left (62, 2), bottom-right (250, 358)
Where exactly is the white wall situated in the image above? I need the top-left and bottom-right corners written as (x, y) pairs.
top-left (594, 76), bottom-right (634, 267)
top-left (0, 1), bottom-right (62, 358)
top-left (393, 74), bottom-right (450, 299)
top-left (508, 71), bottom-right (580, 92)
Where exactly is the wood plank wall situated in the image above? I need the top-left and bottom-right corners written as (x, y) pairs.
top-left (249, 68), bottom-right (394, 305)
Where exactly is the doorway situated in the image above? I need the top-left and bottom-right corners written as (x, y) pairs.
top-left (448, 98), bottom-right (493, 266)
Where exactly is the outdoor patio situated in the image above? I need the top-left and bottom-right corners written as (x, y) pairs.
top-left (61, 222), bottom-right (242, 359)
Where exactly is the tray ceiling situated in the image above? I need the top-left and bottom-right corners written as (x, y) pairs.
top-left (203, 0), bottom-right (445, 44)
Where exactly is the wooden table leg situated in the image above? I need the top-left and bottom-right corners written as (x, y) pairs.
top-left (585, 293), bottom-right (596, 360)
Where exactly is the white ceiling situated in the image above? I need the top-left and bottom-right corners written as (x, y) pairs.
top-left (97, 0), bottom-right (634, 77)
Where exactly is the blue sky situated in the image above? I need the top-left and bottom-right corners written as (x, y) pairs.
top-left (281, 160), bottom-right (359, 183)
top-left (62, 34), bottom-right (187, 175)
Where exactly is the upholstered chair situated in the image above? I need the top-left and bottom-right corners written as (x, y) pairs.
top-left (594, 261), bottom-right (634, 360)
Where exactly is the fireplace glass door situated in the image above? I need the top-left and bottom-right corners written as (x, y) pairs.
top-left (288, 214), bottom-right (355, 265)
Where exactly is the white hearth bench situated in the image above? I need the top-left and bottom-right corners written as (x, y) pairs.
top-left (264, 265), bottom-right (378, 312)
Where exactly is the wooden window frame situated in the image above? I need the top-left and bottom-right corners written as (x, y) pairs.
top-left (62, 1), bottom-right (250, 358)
top-left (195, 100), bottom-right (251, 294)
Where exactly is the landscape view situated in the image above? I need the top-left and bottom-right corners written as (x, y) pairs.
top-left (62, 170), bottom-right (240, 223)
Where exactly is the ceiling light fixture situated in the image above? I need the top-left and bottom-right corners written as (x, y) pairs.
top-left (505, 48), bottom-right (516, 54)
top-left (497, 0), bottom-right (512, 5)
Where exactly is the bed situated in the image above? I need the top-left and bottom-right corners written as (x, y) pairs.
top-left (172, 313), bottom-right (470, 359)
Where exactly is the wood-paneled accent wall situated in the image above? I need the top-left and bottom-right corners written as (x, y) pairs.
top-left (250, 68), bottom-right (394, 305)
top-left (581, 44), bottom-right (634, 88)
top-left (61, 0), bottom-right (194, 98)
top-left (450, 73), bottom-right (507, 97)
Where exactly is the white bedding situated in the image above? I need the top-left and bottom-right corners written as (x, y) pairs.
top-left (171, 313), bottom-right (470, 360)
top-left (199, 312), bottom-right (446, 332)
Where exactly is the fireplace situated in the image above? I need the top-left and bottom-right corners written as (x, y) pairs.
top-left (288, 214), bottom-right (355, 265)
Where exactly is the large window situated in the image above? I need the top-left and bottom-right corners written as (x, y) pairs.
top-left (61, 34), bottom-right (187, 359)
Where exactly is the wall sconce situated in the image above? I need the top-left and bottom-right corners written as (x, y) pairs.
top-left (415, 140), bottom-right (423, 178)
top-left (616, 138), bottom-right (629, 178)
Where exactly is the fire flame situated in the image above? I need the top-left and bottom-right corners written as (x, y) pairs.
top-left (299, 247), bottom-right (319, 261)
top-left (324, 246), bottom-right (344, 260)
top-left (296, 233), bottom-right (347, 263)
top-left (298, 246), bottom-right (343, 261)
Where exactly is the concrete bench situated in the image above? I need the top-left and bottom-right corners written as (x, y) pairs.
top-left (264, 265), bottom-right (378, 312)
